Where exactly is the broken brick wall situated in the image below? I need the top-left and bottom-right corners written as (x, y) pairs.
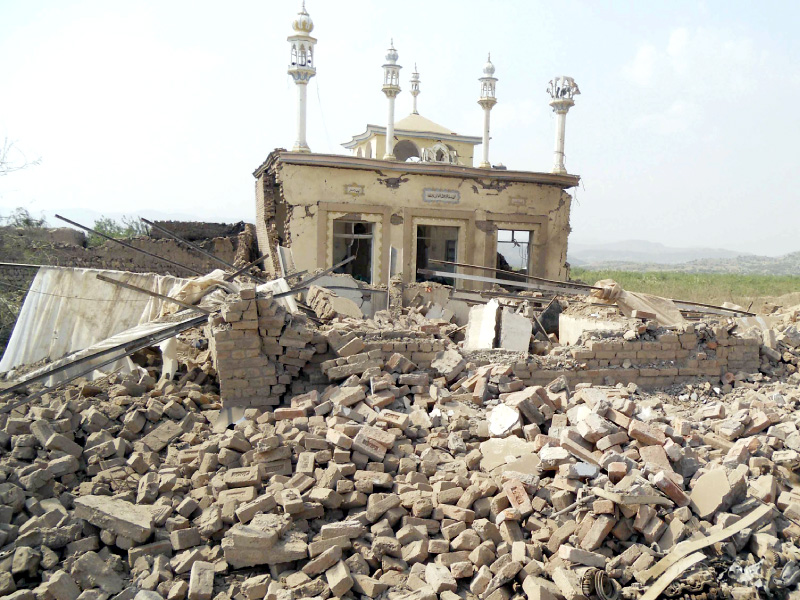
top-left (0, 225), bottom-right (254, 278)
top-left (207, 289), bottom-right (326, 408)
top-left (491, 327), bottom-right (760, 390)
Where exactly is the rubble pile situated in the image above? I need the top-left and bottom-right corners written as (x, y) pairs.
top-left (759, 324), bottom-right (800, 379)
top-left (2, 324), bottom-right (800, 600)
top-left (2, 283), bottom-right (800, 600)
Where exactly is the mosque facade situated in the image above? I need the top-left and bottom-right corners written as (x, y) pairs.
top-left (254, 3), bottom-right (581, 290)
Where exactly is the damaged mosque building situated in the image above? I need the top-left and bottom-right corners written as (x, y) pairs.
top-left (254, 3), bottom-right (582, 289)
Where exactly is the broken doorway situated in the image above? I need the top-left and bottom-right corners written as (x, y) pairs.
top-left (496, 229), bottom-right (532, 275)
top-left (416, 225), bottom-right (459, 286)
top-left (333, 220), bottom-right (373, 283)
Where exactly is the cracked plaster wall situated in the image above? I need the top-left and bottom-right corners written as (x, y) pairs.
top-left (256, 161), bottom-right (573, 286)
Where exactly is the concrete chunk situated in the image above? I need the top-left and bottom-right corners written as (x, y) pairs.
top-left (73, 495), bottom-right (154, 543)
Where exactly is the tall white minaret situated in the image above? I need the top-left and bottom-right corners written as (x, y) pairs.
top-left (410, 64), bottom-right (420, 115)
top-left (478, 54), bottom-right (497, 169)
top-left (547, 76), bottom-right (580, 174)
top-left (287, 2), bottom-right (317, 153)
top-left (382, 41), bottom-right (401, 160)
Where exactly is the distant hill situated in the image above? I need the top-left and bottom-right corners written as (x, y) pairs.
top-left (573, 251), bottom-right (800, 276)
top-left (569, 240), bottom-right (748, 266)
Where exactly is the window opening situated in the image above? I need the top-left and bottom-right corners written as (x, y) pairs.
top-left (496, 229), bottom-right (532, 275)
top-left (333, 221), bottom-right (373, 283)
top-left (416, 225), bottom-right (459, 286)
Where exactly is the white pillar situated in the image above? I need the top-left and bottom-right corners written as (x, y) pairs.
top-left (478, 56), bottom-right (497, 169)
top-left (287, 3), bottom-right (316, 153)
top-left (381, 42), bottom-right (401, 161)
top-left (552, 108), bottom-right (567, 174)
top-left (384, 93), bottom-right (397, 160)
top-left (293, 82), bottom-right (310, 153)
top-left (480, 105), bottom-right (492, 169)
top-left (547, 76), bottom-right (580, 175)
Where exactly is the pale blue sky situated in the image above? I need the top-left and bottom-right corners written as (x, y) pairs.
top-left (1, 1), bottom-right (798, 256)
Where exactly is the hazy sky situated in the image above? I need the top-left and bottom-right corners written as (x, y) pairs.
top-left (1, 1), bottom-right (798, 256)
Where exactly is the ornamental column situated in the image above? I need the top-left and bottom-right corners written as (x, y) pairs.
top-left (382, 41), bottom-right (401, 160)
top-left (410, 64), bottom-right (420, 114)
top-left (287, 2), bottom-right (316, 153)
top-left (478, 55), bottom-right (497, 169)
top-left (547, 76), bottom-right (580, 174)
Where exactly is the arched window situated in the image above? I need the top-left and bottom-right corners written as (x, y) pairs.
top-left (394, 140), bottom-right (420, 162)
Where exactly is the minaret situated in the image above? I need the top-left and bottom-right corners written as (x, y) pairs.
top-left (477, 54), bottom-right (497, 169)
top-left (547, 76), bottom-right (580, 174)
top-left (287, 2), bottom-right (316, 153)
top-left (410, 64), bottom-right (420, 115)
top-left (382, 41), bottom-right (402, 160)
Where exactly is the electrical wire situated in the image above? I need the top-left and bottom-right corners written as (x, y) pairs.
top-left (314, 78), bottom-right (334, 153)
top-left (0, 280), bottom-right (152, 303)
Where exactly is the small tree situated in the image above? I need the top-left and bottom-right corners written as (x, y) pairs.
top-left (1, 207), bottom-right (48, 228)
top-left (88, 215), bottom-right (150, 246)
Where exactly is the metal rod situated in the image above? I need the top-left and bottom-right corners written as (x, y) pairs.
top-left (429, 259), bottom-right (600, 291)
top-left (479, 290), bottom-right (551, 303)
top-left (55, 214), bottom-right (205, 276)
top-left (142, 219), bottom-right (236, 271)
top-left (272, 285), bottom-right (387, 300)
top-left (224, 255), bottom-right (268, 280)
top-left (427, 260), bottom-right (755, 316)
top-left (140, 218), bottom-right (269, 284)
top-left (0, 262), bottom-right (46, 269)
top-left (290, 255), bottom-right (356, 290)
top-left (420, 268), bottom-right (589, 296)
top-left (0, 314), bottom-right (208, 413)
top-left (95, 274), bottom-right (213, 314)
top-left (0, 314), bottom-right (206, 398)
top-left (531, 312), bottom-right (549, 338)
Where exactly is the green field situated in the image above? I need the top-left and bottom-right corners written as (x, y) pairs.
top-left (571, 268), bottom-right (800, 309)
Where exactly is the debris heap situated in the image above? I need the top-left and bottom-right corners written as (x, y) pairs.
top-left (2, 288), bottom-right (800, 600)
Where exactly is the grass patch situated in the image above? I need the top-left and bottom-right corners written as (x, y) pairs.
top-left (571, 268), bottom-right (800, 308)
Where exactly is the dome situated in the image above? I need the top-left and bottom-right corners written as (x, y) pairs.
top-left (292, 3), bottom-right (314, 34)
top-left (385, 41), bottom-right (399, 64)
top-left (483, 54), bottom-right (495, 76)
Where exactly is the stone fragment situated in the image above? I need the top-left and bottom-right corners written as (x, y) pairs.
top-left (690, 469), bottom-right (731, 519)
top-left (425, 563), bottom-right (457, 593)
top-left (326, 560), bottom-right (354, 597)
top-left (188, 561), bottom-right (215, 600)
top-left (73, 495), bottom-right (154, 543)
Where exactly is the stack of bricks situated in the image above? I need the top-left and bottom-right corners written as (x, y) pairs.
top-left (322, 329), bottom-right (449, 371)
top-left (502, 327), bottom-right (759, 390)
top-left (208, 287), bottom-right (319, 409)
